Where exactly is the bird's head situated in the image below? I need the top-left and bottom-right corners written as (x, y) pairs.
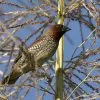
top-left (44, 24), bottom-right (71, 41)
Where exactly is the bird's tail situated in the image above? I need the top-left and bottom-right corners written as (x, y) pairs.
top-left (2, 71), bottom-right (22, 84)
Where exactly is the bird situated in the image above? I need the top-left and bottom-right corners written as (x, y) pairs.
top-left (2, 24), bottom-right (71, 84)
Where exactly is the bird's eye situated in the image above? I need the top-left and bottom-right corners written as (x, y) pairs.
top-left (62, 26), bottom-right (66, 31)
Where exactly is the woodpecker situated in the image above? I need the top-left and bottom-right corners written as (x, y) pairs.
top-left (2, 24), bottom-right (71, 84)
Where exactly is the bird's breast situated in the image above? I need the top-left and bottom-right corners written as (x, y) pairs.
top-left (28, 37), bottom-right (58, 67)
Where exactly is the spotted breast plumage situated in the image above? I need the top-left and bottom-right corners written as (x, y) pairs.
top-left (2, 24), bottom-right (71, 84)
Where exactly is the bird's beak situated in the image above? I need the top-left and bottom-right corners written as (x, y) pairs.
top-left (66, 27), bottom-right (71, 31)
top-left (63, 26), bottom-right (71, 32)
